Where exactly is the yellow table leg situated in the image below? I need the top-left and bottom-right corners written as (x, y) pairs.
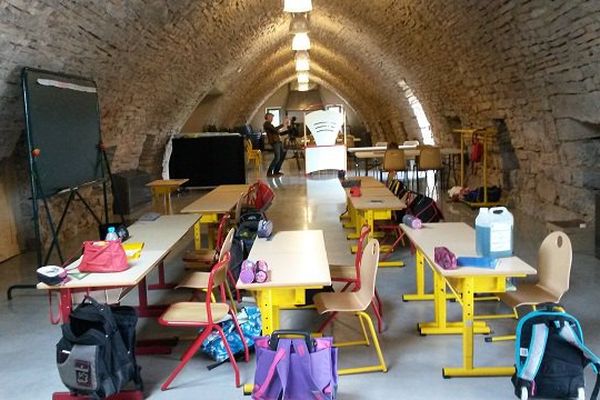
top-left (419, 269), bottom-right (489, 335)
top-left (194, 221), bottom-right (202, 250)
top-left (256, 289), bottom-right (279, 335)
top-left (403, 249), bottom-right (453, 301)
top-left (442, 277), bottom-right (514, 377)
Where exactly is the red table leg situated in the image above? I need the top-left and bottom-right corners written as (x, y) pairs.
top-left (59, 289), bottom-right (73, 324)
top-left (148, 262), bottom-right (176, 290)
top-left (135, 277), bottom-right (178, 355)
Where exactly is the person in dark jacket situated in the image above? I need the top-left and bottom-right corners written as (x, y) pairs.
top-left (264, 113), bottom-right (289, 177)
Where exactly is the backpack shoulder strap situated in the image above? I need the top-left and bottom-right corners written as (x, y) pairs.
top-left (559, 322), bottom-right (600, 400)
top-left (517, 323), bottom-right (549, 382)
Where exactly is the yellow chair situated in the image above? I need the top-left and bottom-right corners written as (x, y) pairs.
top-left (245, 139), bottom-right (262, 169)
top-left (314, 239), bottom-right (388, 375)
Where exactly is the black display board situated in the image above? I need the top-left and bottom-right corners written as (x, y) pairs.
top-left (169, 134), bottom-right (246, 187)
top-left (22, 68), bottom-right (103, 197)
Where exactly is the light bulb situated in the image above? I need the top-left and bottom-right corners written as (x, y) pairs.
top-left (297, 71), bottom-right (310, 83)
top-left (295, 59), bottom-right (310, 71)
top-left (292, 33), bottom-right (311, 51)
top-left (283, 0), bottom-right (312, 13)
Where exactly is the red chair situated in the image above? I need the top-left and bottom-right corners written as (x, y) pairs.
top-left (158, 252), bottom-right (249, 390)
top-left (322, 224), bottom-right (386, 333)
top-left (182, 213), bottom-right (231, 268)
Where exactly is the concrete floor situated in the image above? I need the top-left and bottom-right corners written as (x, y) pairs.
top-left (1, 157), bottom-right (599, 399)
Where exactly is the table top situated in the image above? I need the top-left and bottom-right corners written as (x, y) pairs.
top-left (212, 184), bottom-right (251, 192)
top-left (344, 177), bottom-right (385, 188)
top-left (37, 214), bottom-right (200, 290)
top-left (354, 148), bottom-right (462, 159)
top-left (348, 144), bottom-right (418, 153)
top-left (236, 230), bottom-right (331, 289)
top-left (347, 186), bottom-right (406, 210)
top-left (146, 179), bottom-right (189, 187)
top-left (400, 222), bottom-right (537, 278)
top-left (181, 185), bottom-right (247, 214)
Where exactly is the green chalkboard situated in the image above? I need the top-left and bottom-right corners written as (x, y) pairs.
top-left (22, 68), bottom-right (103, 197)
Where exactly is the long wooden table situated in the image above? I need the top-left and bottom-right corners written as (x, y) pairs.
top-left (37, 214), bottom-right (199, 321)
top-left (401, 222), bottom-right (537, 377)
top-left (343, 179), bottom-right (406, 267)
top-left (180, 184), bottom-right (250, 250)
top-left (236, 230), bottom-right (331, 335)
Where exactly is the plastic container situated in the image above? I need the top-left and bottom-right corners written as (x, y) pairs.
top-left (476, 207), bottom-right (513, 258)
top-left (105, 226), bottom-right (119, 241)
top-left (402, 214), bottom-right (422, 229)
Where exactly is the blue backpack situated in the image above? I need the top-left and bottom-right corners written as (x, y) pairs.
top-left (512, 303), bottom-right (600, 400)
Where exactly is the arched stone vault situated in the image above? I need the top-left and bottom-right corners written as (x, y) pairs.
top-left (0, 0), bottom-right (599, 245)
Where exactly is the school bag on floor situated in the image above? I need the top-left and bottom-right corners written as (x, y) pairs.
top-left (252, 330), bottom-right (338, 400)
top-left (201, 306), bottom-right (262, 364)
top-left (406, 192), bottom-right (444, 223)
top-left (56, 296), bottom-right (142, 399)
top-left (512, 303), bottom-right (600, 400)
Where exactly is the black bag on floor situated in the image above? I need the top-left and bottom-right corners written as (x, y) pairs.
top-left (407, 193), bottom-right (444, 223)
top-left (56, 296), bottom-right (142, 399)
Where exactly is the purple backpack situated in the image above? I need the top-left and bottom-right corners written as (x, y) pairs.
top-left (252, 331), bottom-right (338, 400)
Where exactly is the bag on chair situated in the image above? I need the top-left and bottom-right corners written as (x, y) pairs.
top-left (252, 330), bottom-right (338, 400)
top-left (512, 303), bottom-right (600, 400)
top-left (78, 240), bottom-right (129, 273)
top-left (56, 296), bottom-right (142, 399)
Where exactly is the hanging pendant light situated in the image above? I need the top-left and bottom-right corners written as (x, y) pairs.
top-left (283, 0), bottom-right (312, 13)
top-left (295, 58), bottom-right (310, 71)
top-left (289, 13), bottom-right (309, 34)
top-left (297, 71), bottom-right (310, 84)
top-left (297, 82), bottom-right (311, 92)
top-left (292, 33), bottom-right (311, 51)
top-left (295, 50), bottom-right (310, 63)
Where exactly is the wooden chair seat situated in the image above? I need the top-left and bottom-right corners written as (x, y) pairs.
top-left (498, 284), bottom-right (557, 309)
top-left (176, 272), bottom-right (210, 289)
top-left (161, 301), bottom-right (230, 325)
top-left (182, 249), bottom-right (215, 263)
top-left (330, 264), bottom-right (357, 280)
top-left (315, 290), bottom-right (367, 314)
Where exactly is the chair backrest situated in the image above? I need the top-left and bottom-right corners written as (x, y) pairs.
top-left (383, 149), bottom-right (406, 171)
top-left (205, 252), bottom-right (231, 323)
top-left (375, 141), bottom-right (387, 147)
top-left (218, 228), bottom-right (236, 263)
top-left (418, 146), bottom-right (442, 170)
top-left (353, 224), bottom-right (372, 290)
top-left (355, 239), bottom-right (380, 309)
top-left (215, 213), bottom-right (231, 251)
top-left (245, 138), bottom-right (253, 153)
top-left (537, 231), bottom-right (573, 299)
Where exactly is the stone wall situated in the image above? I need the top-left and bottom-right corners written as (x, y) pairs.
top-left (0, 0), bottom-right (599, 250)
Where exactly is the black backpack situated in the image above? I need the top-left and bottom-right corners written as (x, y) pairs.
top-left (407, 193), bottom-right (444, 223)
top-left (512, 303), bottom-right (600, 400)
top-left (56, 297), bottom-right (142, 399)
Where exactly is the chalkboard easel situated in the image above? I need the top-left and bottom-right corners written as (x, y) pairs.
top-left (7, 68), bottom-right (121, 300)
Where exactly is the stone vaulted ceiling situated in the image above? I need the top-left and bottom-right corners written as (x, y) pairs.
top-left (1, 0), bottom-right (600, 222)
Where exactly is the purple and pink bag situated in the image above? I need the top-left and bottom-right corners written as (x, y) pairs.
top-left (252, 331), bottom-right (338, 400)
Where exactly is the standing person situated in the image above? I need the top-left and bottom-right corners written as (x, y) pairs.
top-left (264, 112), bottom-right (289, 177)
